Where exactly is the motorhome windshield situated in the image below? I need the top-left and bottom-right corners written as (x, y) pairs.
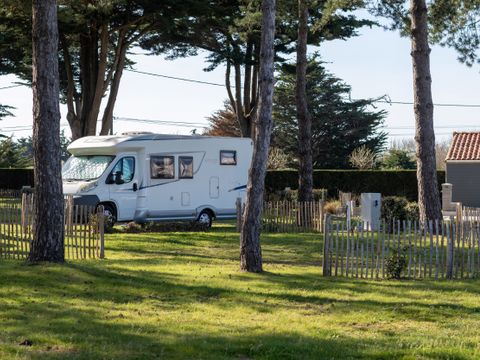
top-left (62, 155), bottom-right (115, 181)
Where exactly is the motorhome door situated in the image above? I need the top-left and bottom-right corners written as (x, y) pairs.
top-left (106, 155), bottom-right (139, 221)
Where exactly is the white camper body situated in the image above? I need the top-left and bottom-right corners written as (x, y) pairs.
top-left (62, 133), bottom-right (253, 225)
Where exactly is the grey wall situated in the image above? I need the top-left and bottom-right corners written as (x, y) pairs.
top-left (446, 162), bottom-right (480, 207)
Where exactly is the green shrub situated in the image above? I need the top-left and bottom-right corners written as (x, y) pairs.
top-left (381, 196), bottom-right (420, 226)
top-left (385, 248), bottom-right (408, 279)
top-left (270, 188), bottom-right (328, 201)
top-left (405, 201), bottom-right (419, 221)
top-left (381, 196), bottom-right (408, 223)
top-left (265, 170), bottom-right (445, 202)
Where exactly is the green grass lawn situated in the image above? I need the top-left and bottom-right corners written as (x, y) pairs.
top-left (1, 223), bottom-right (480, 359)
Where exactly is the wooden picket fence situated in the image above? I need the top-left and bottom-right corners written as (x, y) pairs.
top-left (236, 200), bottom-right (325, 233)
top-left (0, 194), bottom-right (105, 260)
top-left (460, 206), bottom-right (480, 222)
top-left (322, 215), bottom-right (480, 280)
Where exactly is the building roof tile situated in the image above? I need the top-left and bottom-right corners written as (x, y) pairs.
top-left (446, 132), bottom-right (480, 161)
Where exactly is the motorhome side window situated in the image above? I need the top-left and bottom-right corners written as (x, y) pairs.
top-left (109, 157), bottom-right (135, 184)
top-left (179, 156), bottom-right (193, 179)
top-left (151, 156), bottom-right (175, 179)
top-left (220, 150), bottom-right (237, 165)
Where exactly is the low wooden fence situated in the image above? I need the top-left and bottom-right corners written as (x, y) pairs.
top-left (460, 206), bottom-right (480, 222)
top-left (236, 200), bottom-right (325, 233)
top-left (0, 194), bottom-right (104, 260)
top-left (322, 215), bottom-right (480, 280)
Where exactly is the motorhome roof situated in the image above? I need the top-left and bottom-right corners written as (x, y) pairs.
top-left (67, 133), bottom-right (250, 154)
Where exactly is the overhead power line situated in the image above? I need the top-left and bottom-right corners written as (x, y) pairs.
top-left (114, 116), bottom-right (208, 128)
top-left (128, 68), bottom-right (480, 109)
top-left (2, 68), bottom-right (480, 108)
top-left (126, 69), bottom-right (225, 88)
top-left (375, 99), bottom-right (480, 108)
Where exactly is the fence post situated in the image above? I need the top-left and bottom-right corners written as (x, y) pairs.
top-left (236, 198), bottom-right (242, 232)
top-left (98, 205), bottom-right (105, 259)
top-left (319, 200), bottom-right (324, 233)
top-left (446, 222), bottom-right (454, 279)
top-left (322, 213), bottom-right (331, 276)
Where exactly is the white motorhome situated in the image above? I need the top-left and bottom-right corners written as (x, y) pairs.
top-left (62, 133), bottom-right (253, 226)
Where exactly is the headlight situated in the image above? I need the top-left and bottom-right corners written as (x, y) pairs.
top-left (80, 182), bottom-right (98, 193)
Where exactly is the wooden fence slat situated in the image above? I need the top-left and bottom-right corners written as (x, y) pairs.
top-left (429, 220), bottom-right (433, 278)
top-left (381, 221), bottom-right (386, 279)
top-left (334, 221), bottom-right (339, 276)
top-left (340, 221), bottom-right (345, 276)
top-left (345, 222), bottom-right (350, 277)
top-left (407, 220), bottom-right (412, 279)
top-left (355, 223), bottom-right (359, 278)
top-left (435, 220), bottom-right (440, 280)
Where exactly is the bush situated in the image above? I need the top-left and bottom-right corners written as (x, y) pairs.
top-left (324, 200), bottom-right (342, 215)
top-left (385, 248), bottom-right (408, 279)
top-left (0, 168), bottom-right (34, 189)
top-left (269, 188), bottom-right (328, 201)
top-left (265, 170), bottom-right (445, 202)
top-left (381, 196), bottom-right (420, 226)
top-left (405, 202), bottom-right (419, 221)
top-left (381, 196), bottom-right (409, 223)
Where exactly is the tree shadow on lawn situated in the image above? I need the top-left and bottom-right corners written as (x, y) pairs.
top-left (0, 262), bottom-right (478, 359)
top-left (1, 290), bottom-right (469, 360)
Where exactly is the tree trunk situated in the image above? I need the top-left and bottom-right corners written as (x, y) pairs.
top-left (410, 0), bottom-right (442, 222)
top-left (29, 0), bottom-right (64, 263)
top-left (100, 42), bottom-right (128, 135)
top-left (296, 0), bottom-right (313, 227)
top-left (240, 0), bottom-right (276, 273)
top-left (224, 40), bottom-right (259, 139)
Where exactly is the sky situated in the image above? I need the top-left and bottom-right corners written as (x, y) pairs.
top-left (0, 19), bottom-right (479, 144)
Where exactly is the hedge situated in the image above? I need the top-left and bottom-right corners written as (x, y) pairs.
top-left (0, 168), bottom-right (446, 201)
top-left (265, 170), bottom-right (446, 201)
top-left (0, 168), bottom-right (34, 190)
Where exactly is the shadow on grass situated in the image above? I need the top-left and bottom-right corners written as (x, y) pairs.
top-left (2, 280), bottom-right (471, 360)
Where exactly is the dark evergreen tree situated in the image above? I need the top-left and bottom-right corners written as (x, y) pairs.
top-left (273, 56), bottom-right (387, 169)
top-left (381, 149), bottom-right (416, 169)
top-left (0, 138), bottom-right (31, 168)
top-left (142, 0), bottom-right (374, 138)
top-left (430, 0), bottom-right (480, 67)
top-left (0, 0), bottom-right (202, 139)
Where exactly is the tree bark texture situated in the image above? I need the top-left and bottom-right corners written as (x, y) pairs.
top-left (29, 0), bottom-right (65, 262)
top-left (296, 0), bottom-right (313, 203)
top-left (410, 0), bottom-right (442, 222)
top-left (240, 0), bottom-right (276, 273)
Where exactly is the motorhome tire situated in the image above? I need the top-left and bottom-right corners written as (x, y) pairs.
top-left (197, 210), bottom-right (213, 228)
top-left (100, 203), bottom-right (116, 228)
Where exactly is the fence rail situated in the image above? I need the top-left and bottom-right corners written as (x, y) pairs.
top-left (0, 194), bottom-right (104, 260)
top-left (236, 200), bottom-right (325, 233)
top-left (323, 215), bottom-right (480, 280)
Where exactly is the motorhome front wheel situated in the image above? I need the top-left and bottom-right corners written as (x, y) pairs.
top-left (197, 211), bottom-right (213, 228)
